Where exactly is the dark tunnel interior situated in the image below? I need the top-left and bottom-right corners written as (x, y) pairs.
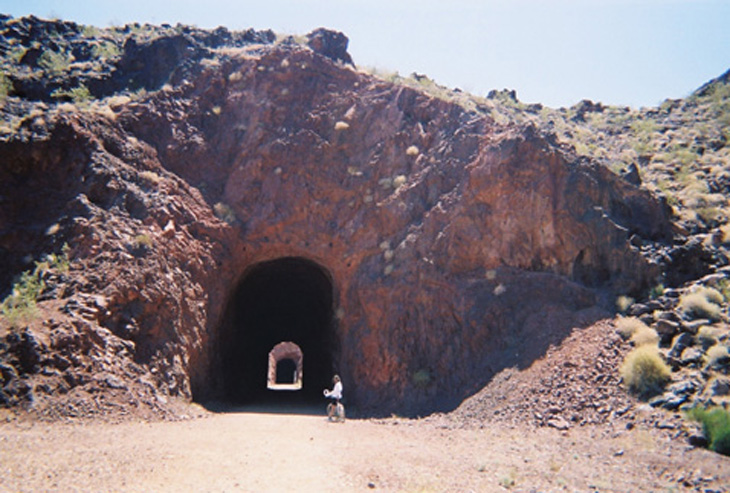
top-left (217, 257), bottom-right (338, 405)
top-left (276, 358), bottom-right (297, 384)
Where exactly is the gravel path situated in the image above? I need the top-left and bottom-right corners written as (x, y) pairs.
top-left (1, 408), bottom-right (728, 492)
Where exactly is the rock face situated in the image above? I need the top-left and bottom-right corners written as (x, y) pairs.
top-left (0, 18), bottom-right (673, 417)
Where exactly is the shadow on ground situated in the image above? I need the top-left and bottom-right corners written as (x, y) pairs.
top-left (201, 391), bottom-right (338, 417)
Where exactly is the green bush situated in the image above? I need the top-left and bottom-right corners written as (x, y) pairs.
top-left (0, 73), bottom-right (12, 101)
top-left (1, 270), bottom-right (43, 327)
top-left (649, 283), bottom-right (665, 299)
top-left (412, 369), bottom-right (431, 388)
top-left (1, 244), bottom-right (70, 327)
top-left (51, 85), bottom-right (92, 103)
top-left (686, 406), bottom-right (730, 456)
top-left (37, 50), bottom-right (72, 74)
top-left (620, 346), bottom-right (671, 398)
top-left (91, 41), bottom-right (120, 59)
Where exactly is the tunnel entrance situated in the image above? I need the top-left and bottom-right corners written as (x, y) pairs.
top-left (218, 257), bottom-right (338, 404)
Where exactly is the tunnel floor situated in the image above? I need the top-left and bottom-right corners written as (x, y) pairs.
top-left (212, 257), bottom-right (339, 406)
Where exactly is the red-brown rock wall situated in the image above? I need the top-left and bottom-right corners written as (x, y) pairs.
top-left (1, 41), bottom-right (671, 416)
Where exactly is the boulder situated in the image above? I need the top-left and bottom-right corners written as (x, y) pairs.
top-left (668, 333), bottom-right (694, 360)
top-left (306, 28), bottom-right (354, 66)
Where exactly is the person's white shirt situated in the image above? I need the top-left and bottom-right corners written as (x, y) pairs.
top-left (326, 381), bottom-right (343, 400)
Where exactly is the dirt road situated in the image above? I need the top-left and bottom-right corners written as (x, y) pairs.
top-left (2, 404), bottom-right (729, 492)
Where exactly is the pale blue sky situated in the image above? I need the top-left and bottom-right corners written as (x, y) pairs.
top-left (2, 0), bottom-right (729, 108)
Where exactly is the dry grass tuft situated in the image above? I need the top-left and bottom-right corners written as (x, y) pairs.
top-left (615, 317), bottom-right (648, 340)
top-left (620, 346), bottom-right (671, 398)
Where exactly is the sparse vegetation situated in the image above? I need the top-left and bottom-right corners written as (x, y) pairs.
top-left (213, 202), bottom-right (237, 225)
top-left (615, 317), bottom-right (647, 340)
top-left (133, 234), bottom-right (153, 248)
top-left (91, 40), bottom-right (121, 59)
top-left (140, 170), bottom-right (162, 184)
top-left (412, 369), bottom-right (431, 388)
top-left (1, 269), bottom-right (43, 327)
top-left (620, 346), bottom-right (671, 398)
top-left (705, 344), bottom-right (730, 368)
top-left (686, 405), bottom-right (730, 456)
top-left (679, 287), bottom-right (724, 321)
top-left (697, 325), bottom-right (721, 347)
top-left (615, 295), bottom-right (634, 314)
top-left (630, 325), bottom-right (660, 347)
top-left (649, 283), bottom-right (665, 299)
top-left (0, 72), bottom-right (12, 102)
top-left (51, 85), bottom-right (92, 103)
top-left (1, 245), bottom-right (70, 327)
top-left (37, 49), bottom-right (72, 74)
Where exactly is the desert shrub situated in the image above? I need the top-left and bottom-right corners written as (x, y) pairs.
top-left (615, 295), bottom-right (634, 314)
top-left (51, 85), bottom-right (92, 103)
top-left (631, 325), bottom-right (660, 347)
top-left (0, 245), bottom-right (70, 327)
top-left (0, 73), bottom-right (12, 101)
top-left (705, 345), bottom-right (730, 367)
top-left (140, 170), bottom-right (162, 184)
top-left (412, 369), bottom-right (431, 388)
top-left (620, 346), bottom-right (671, 398)
top-left (46, 244), bottom-right (70, 273)
top-left (716, 279), bottom-right (730, 302)
top-left (213, 202), bottom-right (237, 225)
top-left (91, 41), bottom-right (120, 59)
top-left (699, 286), bottom-right (724, 305)
top-left (686, 406), bottom-right (730, 456)
top-left (1, 270), bottom-right (43, 327)
top-left (697, 326), bottom-right (720, 347)
top-left (133, 234), bottom-right (153, 248)
top-left (630, 118), bottom-right (659, 135)
top-left (679, 288), bottom-right (724, 321)
top-left (649, 283), bottom-right (665, 299)
top-left (697, 206), bottom-right (722, 226)
top-left (37, 50), bottom-right (72, 74)
top-left (615, 317), bottom-right (648, 340)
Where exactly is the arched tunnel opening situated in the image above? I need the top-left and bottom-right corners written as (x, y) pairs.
top-left (216, 257), bottom-right (338, 405)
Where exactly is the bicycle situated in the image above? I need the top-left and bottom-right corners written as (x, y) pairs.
top-left (326, 400), bottom-right (346, 422)
top-left (323, 389), bottom-right (345, 422)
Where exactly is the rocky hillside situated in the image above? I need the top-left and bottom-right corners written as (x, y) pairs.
top-left (0, 15), bottom-right (727, 420)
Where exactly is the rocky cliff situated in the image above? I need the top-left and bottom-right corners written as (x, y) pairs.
top-left (0, 16), bottom-right (675, 417)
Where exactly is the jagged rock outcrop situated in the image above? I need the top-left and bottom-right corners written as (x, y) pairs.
top-left (0, 16), bottom-right (673, 417)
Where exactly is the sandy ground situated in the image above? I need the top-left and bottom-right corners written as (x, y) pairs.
top-left (1, 405), bottom-right (729, 493)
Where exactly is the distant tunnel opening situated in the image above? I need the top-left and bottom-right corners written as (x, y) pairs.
top-left (276, 358), bottom-right (297, 385)
top-left (217, 257), bottom-right (338, 404)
